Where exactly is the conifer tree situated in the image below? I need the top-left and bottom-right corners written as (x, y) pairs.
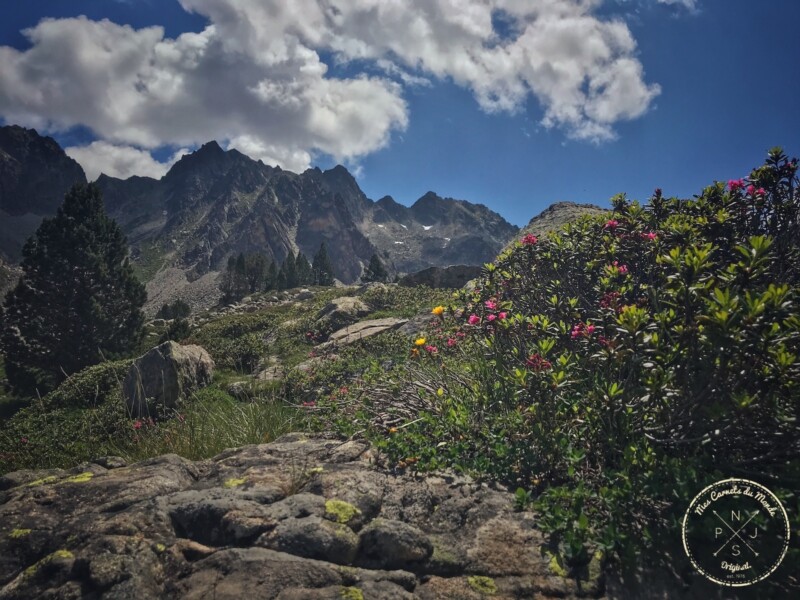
top-left (295, 252), bottom-right (313, 286)
top-left (245, 253), bottom-right (267, 293)
top-left (265, 260), bottom-right (278, 291)
top-left (312, 242), bottom-right (335, 285)
top-left (233, 253), bottom-right (248, 298)
top-left (362, 253), bottom-right (389, 283)
top-left (280, 251), bottom-right (298, 289)
top-left (0, 183), bottom-right (146, 395)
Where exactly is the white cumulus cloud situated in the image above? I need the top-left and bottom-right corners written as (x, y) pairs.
top-left (65, 141), bottom-right (187, 181)
top-left (657, 0), bottom-right (698, 10)
top-left (0, 1), bottom-right (661, 177)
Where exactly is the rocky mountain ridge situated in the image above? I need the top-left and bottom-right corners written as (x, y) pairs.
top-left (0, 126), bottom-right (87, 260)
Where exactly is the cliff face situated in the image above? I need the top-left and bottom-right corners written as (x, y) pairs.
top-left (0, 126), bottom-right (86, 260)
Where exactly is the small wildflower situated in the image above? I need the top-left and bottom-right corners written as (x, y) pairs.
top-left (755, 187), bottom-right (766, 197)
top-left (456, 331), bottom-right (466, 338)
top-left (498, 311), bottom-right (507, 320)
top-left (526, 354), bottom-right (552, 371)
top-left (484, 300), bottom-right (498, 310)
top-left (388, 427), bottom-right (398, 434)
top-left (521, 233), bottom-right (538, 245)
top-left (604, 219), bottom-right (619, 230)
top-left (468, 314), bottom-right (480, 325)
top-left (133, 420), bottom-right (143, 430)
top-left (425, 345), bottom-right (438, 354)
top-left (486, 314), bottom-right (497, 322)
top-left (746, 184), bottom-right (756, 196)
top-left (302, 400), bottom-right (316, 407)
top-left (728, 179), bottom-right (744, 192)
top-left (431, 305), bottom-right (445, 316)
top-left (642, 232), bottom-right (657, 241)
top-left (447, 338), bottom-right (457, 347)
top-left (414, 337), bottom-right (426, 346)
top-left (437, 388), bottom-right (444, 397)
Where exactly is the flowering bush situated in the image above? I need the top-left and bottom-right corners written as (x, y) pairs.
top-left (352, 148), bottom-right (800, 570)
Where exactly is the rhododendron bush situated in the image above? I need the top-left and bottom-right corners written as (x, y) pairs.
top-left (330, 148), bottom-right (800, 571)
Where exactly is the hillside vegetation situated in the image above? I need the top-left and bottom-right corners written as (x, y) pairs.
top-left (0, 149), bottom-right (797, 591)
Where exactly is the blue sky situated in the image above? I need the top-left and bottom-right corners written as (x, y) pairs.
top-left (0, 0), bottom-right (797, 227)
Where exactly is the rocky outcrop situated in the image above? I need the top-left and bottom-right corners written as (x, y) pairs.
top-left (321, 318), bottom-right (408, 348)
top-left (0, 434), bottom-right (604, 599)
top-left (399, 265), bottom-right (483, 289)
top-left (315, 296), bottom-right (370, 332)
top-left (123, 341), bottom-right (215, 417)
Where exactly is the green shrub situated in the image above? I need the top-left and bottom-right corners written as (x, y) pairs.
top-left (340, 149), bottom-right (800, 568)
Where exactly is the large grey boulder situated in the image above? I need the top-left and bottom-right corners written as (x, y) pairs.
top-left (315, 296), bottom-right (370, 332)
top-left (123, 341), bottom-right (214, 417)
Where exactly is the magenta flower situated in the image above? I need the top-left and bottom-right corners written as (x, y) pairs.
top-left (133, 420), bottom-right (143, 430)
top-left (425, 345), bottom-right (438, 354)
top-left (468, 314), bottom-right (480, 325)
top-left (604, 219), bottom-right (619, 230)
top-left (526, 353), bottom-right (552, 371)
top-left (728, 179), bottom-right (744, 192)
top-left (484, 300), bottom-right (498, 310)
top-left (746, 184), bottom-right (756, 196)
top-left (521, 233), bottom-right (538, 245)
top-left (447, 338), bottom-right (457, 347)
top-left (642, 232), bottom-right (657, 241)
top-left (487, 314), bottom-right (497, 322)
top-left (498, 311), bottom-right (507, 320)
top-left (585, 324), bottom-right (596, 335)
top-left (755, 187), bottom-right (766, 197)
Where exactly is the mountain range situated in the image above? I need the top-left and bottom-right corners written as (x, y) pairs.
top-left (0, 124), bottom-right (606, 311)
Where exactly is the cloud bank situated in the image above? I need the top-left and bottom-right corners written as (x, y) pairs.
top-left (0, 0), bottom-right (661, 178)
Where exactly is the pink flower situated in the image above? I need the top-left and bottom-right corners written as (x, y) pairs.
top-left (571, 323), bottom-right (583, 339)
top-left (498, 312), bottom-right (507, 320)
top-left (447, 338), bottom-right (457, 347)
top-left (339, 386), bottom-right (349, 395)
top-left (728, 179), bottom-right (744, 192)
top-left (526, 354), bottom-right (552, 371)
top-left (302, 400), bottom-right (316, 407)
top-left (456, 331), bottom-right (466, 339)
top-left (468, 314), bottom-right (480, 325)
top-left (20, 437), bottom-right (28, 445)
top-left (521, 233), bottom-right (538, 246)
top-left (612, 261), bottom-right (628, 275)
top-left (604, 220), bottom-right (619, 230)
top-left (486, 314), bottom-right (497, 322)
top-left (585, 324), bottom-right (596, 335)
top-left (133, 420), bottom-right (143, 430)
top-left (425, 345), bottom-right (438, 354)
top-left (746, 184), bottom-right (756, 196)
top-left (484, 300), bottom-right (498, 310)
top-left (755, 187), bottom-right (766, 197)
top-left (642, 232), bottom-right (657, 241)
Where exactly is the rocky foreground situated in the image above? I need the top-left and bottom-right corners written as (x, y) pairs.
top-left (0, 434), bottom-right (604, 599)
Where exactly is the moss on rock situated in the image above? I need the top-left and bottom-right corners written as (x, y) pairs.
top-left (467, 575), bottom-right (497, 595)
top-left (325, 499), bottom-right (361, 524)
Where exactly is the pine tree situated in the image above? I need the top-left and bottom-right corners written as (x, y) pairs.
top-left (295, 252), bottom-right (313, 286)
top-left (362, 253), bottom-right (389, 283)
top-left (233, 253), bottom-right (248, 298)
top-left (312, 242), bottom-right (335, 286)
top-left (280, 251), bottom-right (298, 289)
top-left (220, 255), bottom-right (236, 301)
top-left (0, 183), bottom-right (146, 395)
top-left (265, 260), bottom-right (278, 291)
top-left (245, 253), bottom-right (267, 293)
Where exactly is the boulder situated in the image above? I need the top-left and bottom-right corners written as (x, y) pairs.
top-left (320, 318), bottom-right (407, 348)
top-left (123, 341), bottom-right (214, 417)
top-left (315, 296), bottom-right (370, 331)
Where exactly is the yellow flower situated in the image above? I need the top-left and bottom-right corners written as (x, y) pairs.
top-left (437, 388), bottom-right (444, 396)
top-left (414, 337), bottom-right (426, 346)
top-left (389, 427), bottom-right (398, 434)
top-left (431, 305), bottom-right (445, 316)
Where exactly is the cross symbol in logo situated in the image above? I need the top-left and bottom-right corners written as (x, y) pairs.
top-left (712, 510), bottom-right (759, 557)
